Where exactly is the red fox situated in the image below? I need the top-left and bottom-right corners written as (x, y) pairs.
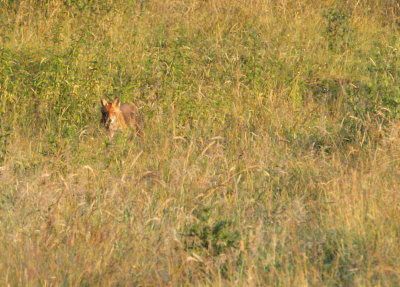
top-left (100, 98), bottom-right (143, 138)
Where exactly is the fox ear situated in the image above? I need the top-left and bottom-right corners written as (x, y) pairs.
top-left (112, 97), bottom-right (121, 107)
top-left (101, 99), bottom-right (108, 107)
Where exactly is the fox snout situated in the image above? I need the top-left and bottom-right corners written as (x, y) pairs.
top-left (102, 115), bottom-right (115, 130)
top-left (101, 111), bottom-right (110, 128)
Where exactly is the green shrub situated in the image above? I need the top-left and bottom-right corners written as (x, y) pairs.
top-left (182, 207), bottom-right (241, 257)
top-left (323, 8), bottom-right (354, 52)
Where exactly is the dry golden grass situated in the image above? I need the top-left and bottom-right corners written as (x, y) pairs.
top-left (1, 0), bottom-right (400, 285)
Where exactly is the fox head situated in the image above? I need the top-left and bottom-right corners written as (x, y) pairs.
top-left (100, 97), bottom-right (126, 138)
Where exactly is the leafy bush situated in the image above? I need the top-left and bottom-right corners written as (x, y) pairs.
top-left (323, 8), bottom-right (354, 52)
top-left (182, 207), bottom-right (241, 257)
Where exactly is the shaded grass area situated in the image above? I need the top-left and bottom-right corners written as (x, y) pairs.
top-left (1, 0), bottom-right (400, 285)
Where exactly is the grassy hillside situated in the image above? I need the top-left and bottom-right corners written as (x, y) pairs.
top-left (1, 0), bottom-right (400, 285)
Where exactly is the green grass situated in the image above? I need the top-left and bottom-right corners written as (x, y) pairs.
top-left (1, 0), bottom-right (400, 285)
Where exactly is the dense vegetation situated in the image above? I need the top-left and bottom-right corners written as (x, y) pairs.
top-left (1, 0), bottom-right (400, 285)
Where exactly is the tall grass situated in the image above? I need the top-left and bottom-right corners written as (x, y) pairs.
top-left (1, 0), bottom-right (400, 285)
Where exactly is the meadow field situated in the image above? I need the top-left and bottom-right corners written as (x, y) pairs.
top-left (1, 0), bottom-right (400, 285)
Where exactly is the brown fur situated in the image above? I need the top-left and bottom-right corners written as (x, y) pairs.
top-left (100, 98), bottom-right (143, 138)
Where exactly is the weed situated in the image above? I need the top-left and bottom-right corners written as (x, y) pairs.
top-left (323, 8), bottom-right (354, 52)
top-left (182, 207), bottom-right (241, 257)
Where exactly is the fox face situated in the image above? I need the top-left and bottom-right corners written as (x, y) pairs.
top-left (100, 98), bottom-right (142, 138)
